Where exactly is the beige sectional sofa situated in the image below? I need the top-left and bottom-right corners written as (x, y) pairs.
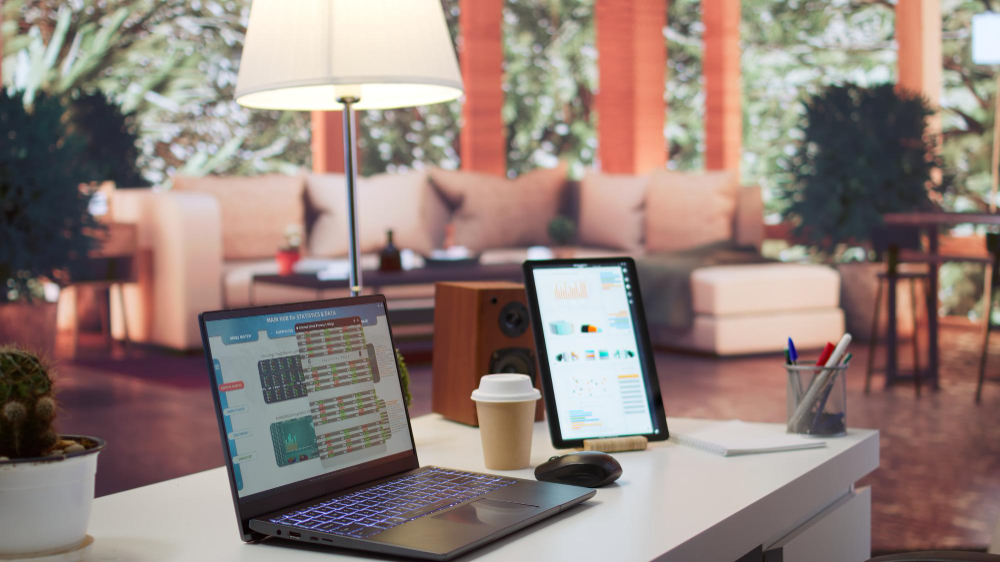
top-left (109, 167), bottom-right (843, 354)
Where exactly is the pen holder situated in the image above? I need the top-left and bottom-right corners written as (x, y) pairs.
top-left (786, 364), bottom-right (847, 437)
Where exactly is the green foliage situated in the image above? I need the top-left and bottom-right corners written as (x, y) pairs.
top-left (65, 91), bottom-right (148, 187)
top-left (3, 0), bottom-right (310, 183)
top-left (502, 0), bottom-right (596, 177)
top-left (739, 0), bottom-right (896, 203)
top-left (547, 215), bottom-right (576, 245)
top-left (778, 83), bottom-right (939, 260)
top-left (0, 346), bottom-right (58, 459)
top-left (666, 0), bottom-right (704, 170)
top-left (0, 91), bottom-right (100, 302)
top-left (395, 349), bottom-right (413, 408)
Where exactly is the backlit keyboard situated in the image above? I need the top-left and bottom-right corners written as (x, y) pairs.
top-left (271, 467), bottom-right (516, 539)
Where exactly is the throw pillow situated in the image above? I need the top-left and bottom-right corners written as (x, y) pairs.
top-left (427, 164), bottom-right (567, 252)
top-left (172, 174), bottom-right (306, 260)
top-left (645, 169), bottom-right (739, 252)
top-left (578, 172), bottom-right (649, 251)
top-left (306, 170), bottom-right (450, 256)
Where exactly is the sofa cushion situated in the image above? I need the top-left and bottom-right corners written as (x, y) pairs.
top-left (577, 172), bottom-right (648, 251)
top-left (172, 174), bottom-right (306, 260)
top-left (306, 170), bottom-right (450, 256)
top-left (691, 263), bottom-right (841, 316)
top-left (645, 170), bottom-right (739, 253)
top-left (649, 309), bottom-right (845, 356)
top-left (427, 165), bottom-right (567, 252)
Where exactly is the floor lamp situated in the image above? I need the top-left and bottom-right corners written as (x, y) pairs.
top-left (973, 13), bottom-right (1000, 401)
top-left (234, 0), bottom-right (464, 296)
top-left (973, 13), bottom-right (1000, 212)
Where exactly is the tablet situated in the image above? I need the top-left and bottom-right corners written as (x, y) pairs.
top-left (523, 257), bottom-right (669, 448)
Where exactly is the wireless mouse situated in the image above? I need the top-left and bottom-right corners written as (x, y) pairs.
top-left (534, 451), bottom-right (622, 488)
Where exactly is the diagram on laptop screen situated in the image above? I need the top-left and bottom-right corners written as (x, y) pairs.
top-left (533, 265), bottom-right (655, 440)
top-left (205, 302), bottom-right (412, 499)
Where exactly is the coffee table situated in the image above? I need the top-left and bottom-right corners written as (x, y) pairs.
top-left (250, 262), bottom-right (524, 326)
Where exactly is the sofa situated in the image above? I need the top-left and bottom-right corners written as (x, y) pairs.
top-left (108, 166), bottom-right (843, 354)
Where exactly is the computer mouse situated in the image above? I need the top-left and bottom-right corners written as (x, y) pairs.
top-left (534, 451), bottom-right (622, 488)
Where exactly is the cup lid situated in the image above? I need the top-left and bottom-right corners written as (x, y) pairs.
top-left (471, 374), bottom-right (541, 403)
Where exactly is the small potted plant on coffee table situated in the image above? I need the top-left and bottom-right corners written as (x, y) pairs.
top-left (0, 346), bottom-right (106, 558)
top-left (548, 215), bottom-right (577, 259)
top-left (276, 224), bottom-right (304, 276)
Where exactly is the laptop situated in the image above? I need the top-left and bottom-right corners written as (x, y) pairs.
top-left (199, 295), bottom-right (595, 561)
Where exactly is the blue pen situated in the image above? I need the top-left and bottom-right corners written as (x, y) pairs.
top-left (787, 337), bottom-right (799, 365)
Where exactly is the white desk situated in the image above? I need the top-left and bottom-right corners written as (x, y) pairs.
top-left (86, 416), bottom-right (879, 562)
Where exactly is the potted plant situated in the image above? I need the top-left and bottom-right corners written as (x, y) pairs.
top-left (0, 346), bottom-right (106, 558)
top-left (779, 83), bottom-right (943, 339)
top-left (548, 215), bottom-right (577, 259)
top-left (0, 91), bottom-right (101, 352)
top-left (276, 224), bottom-right (304, 276)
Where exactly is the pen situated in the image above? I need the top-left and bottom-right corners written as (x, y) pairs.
top-left (787, 338), bottom-right (799, 365)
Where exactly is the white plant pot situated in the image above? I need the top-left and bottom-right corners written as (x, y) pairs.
top-left (838, 262), bottom-right (918, 341)
top-left (0, 436), bottom-right (105, 558)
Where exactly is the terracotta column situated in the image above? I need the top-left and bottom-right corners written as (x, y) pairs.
top-left (896, 0), bottom-right (942, 140)
top-left (704, 0), bottom-right (742, 172)
top-left (311, 111), bottom-right (348, 174)
top-left (595, 0), bottom-right (667, 175)
top-left (459, 0), bottom-right (506, 176)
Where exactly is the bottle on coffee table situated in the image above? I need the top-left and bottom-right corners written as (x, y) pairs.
top-left (379, 229), bottom-right (402, 272)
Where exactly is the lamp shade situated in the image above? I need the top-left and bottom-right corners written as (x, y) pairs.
top-left (972, 13), bottom-right (1000, 65)
top-left (235, 0), bottom-right (464, 111)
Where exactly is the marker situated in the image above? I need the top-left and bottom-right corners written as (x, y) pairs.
top-left (787, 338), bottom-right (799, 365)
top-left (815, 342), bottom-right (835, 367)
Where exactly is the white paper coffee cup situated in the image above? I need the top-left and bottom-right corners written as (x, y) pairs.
top-left (471, 374), bottom-right (541, 470)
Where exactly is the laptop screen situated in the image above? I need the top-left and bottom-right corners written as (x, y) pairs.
top-left (204, 300), bottom-right (414, 499)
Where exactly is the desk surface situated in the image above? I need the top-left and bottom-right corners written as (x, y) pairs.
top-left (87, 416), bottom-right (878, 562)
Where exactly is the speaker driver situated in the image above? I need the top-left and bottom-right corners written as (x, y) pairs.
top-left (489, 348), bottom-right (535, 378)
top-left (498, 301), bottom-right (529, 338)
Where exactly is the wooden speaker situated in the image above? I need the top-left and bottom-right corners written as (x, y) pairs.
top-left (432, 281), bottom-right (545, 426)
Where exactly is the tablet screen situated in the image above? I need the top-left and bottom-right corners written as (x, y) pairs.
top-left (528, 261), bottom-right (664, 442)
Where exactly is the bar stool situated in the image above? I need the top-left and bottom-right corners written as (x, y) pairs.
top-left (865, 226), bottom-right (930, 395)
top-left (977, 232), bottom-right (1000, 402)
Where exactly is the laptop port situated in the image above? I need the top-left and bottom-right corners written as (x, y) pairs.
top-left (289, 532), bottom-right (301, 539)
top-left (310, 536), bottom-right (318, 541)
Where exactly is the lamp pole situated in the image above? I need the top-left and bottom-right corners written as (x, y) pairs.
top-left (339, 96), bottom-right (362, 297)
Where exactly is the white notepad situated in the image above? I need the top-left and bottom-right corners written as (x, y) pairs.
top-left (670, 420), bottom-right (827, 456)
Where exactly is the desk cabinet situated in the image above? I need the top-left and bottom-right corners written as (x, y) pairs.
top-left (765, 487), bottom-right (871, 562)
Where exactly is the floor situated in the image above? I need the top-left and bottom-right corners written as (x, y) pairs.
top-left (52, 328), bottom-right (1000, 553)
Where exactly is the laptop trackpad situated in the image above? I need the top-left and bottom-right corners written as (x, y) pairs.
top-left (433, 498), bottom-right (540, 527)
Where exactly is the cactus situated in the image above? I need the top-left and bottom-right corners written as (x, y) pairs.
top-left (0, 346), bottom-right (58, 459)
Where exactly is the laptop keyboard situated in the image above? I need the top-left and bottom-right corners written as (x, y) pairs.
top-left (271, 467), bottom-right (516, 539)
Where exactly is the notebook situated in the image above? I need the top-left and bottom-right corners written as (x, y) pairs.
top-left (670, 420), bottom-right (827, 457)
